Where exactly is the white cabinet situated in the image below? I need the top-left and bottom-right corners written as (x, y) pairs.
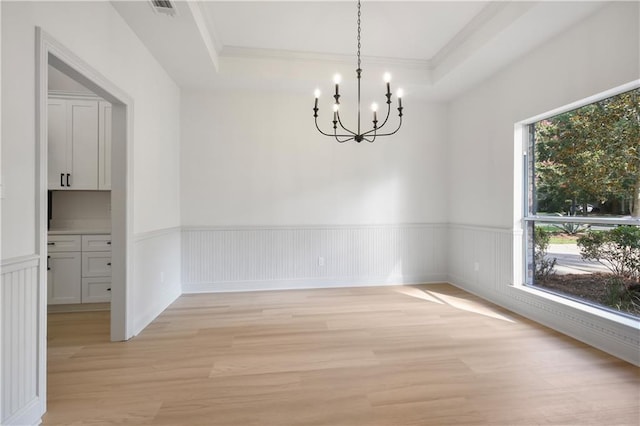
top-left (82, 252), bottom-right (112, 277)
top-left (47, 97), bottom-right (111, 190)
top-left (48, 233), bottom-right (111, 305)
top-left (47, 234), bottom-right (82, 252)
top-left (81, 234), bottom-right (112, 251)
top-left (82, 277), bottom-right (112, 304)
top-left (47, 99), bottom-right (69, 189)
top-left (98, 102), bottom-right (112, 190)
top-left (48, 252), bottom-right (82, 305)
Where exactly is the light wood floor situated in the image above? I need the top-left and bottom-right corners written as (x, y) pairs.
top-left (44, 284), bottom-right (639, 425)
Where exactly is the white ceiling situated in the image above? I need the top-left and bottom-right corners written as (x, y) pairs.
top-left (112, 1), bottom-right (607, 100)
top-left (206, 1), bottom-right (489, 60)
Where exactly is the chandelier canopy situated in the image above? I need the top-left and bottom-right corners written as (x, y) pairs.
top-left (313, 0), bottom-right (404, 143)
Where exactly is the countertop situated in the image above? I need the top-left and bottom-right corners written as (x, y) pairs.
top-left (48, 229), bottom-right (111, 235)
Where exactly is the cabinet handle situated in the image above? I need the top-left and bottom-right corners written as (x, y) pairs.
top-left (66, 173), bottom-right (71, 187)
top-left (60, 173), bottom-right (65, 187)
top-left (107, 262), bottom-right (111, 266)
top-left (107, 288), bottom-right (111, 292)
top-left (47, 242), bottom-right (55, 246)
top-left (107, 241), bottom-right (112, 245)
top-left (47, 255), bottom-right (51, 271)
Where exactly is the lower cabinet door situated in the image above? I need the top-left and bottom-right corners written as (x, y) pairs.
top-left (48, 252), bottom-right (82, 304)
top-left (82, 251), bottom-right (112, 277)
top-left (82, 277), bottom-right (112, 303)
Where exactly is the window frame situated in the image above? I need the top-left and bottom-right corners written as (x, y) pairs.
top-left (515, 80), bottom-right (640, 321)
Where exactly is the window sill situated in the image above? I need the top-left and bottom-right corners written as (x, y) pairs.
top-left (512, 283), bottom-right (640, 329)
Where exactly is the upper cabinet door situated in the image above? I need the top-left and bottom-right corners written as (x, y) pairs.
top-left (48, 97), bottom-right (111, 190)
top-left (48, 99), bottom-right (69, 190)
top-left (98, 102), bottom-right (112, 190)
top-left (69, 100), bottom-right (99, 189)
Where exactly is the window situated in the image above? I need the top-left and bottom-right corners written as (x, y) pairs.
top-left (524, 87), bottom-right (640, 318)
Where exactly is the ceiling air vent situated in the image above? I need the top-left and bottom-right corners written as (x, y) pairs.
top-left (150, 0), bottom-right (177, 17)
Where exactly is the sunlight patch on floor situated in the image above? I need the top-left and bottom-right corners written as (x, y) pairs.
top-left (395, 286), bottom-right (516, 323)
top-left (394, 286), bottom-right (445, 304)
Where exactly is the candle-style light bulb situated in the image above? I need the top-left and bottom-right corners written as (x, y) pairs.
top-left (314, 88), bottom-right (321, 98)
top-left (372, 102), bottom-right (378, 123)
top-left (333, 74), bottom-right (341, 97)
top-left (333, 103), bottom-right (339, 121)
top-left (371, 103), bottom-right (378, 112)
top-left (397, 88), bottom-right (404, 108)
top-left (383, 72), bottom-right (391, 95)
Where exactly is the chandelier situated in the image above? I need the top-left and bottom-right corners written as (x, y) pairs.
top-left (313, 0), bottom-right (404, 143)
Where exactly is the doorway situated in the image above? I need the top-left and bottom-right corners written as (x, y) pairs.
top-left (36, 28), bottom-right (132, 342)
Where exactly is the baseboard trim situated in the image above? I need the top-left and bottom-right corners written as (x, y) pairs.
top-left (447, 274), bottom-right (640, 366)
top-left (131, 287), bottom-right (181, 336)
top-left (183, 274), bottom-right (447, 294)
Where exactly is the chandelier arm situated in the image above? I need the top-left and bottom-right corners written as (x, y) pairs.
top-left (334, 134), bottom-right (354, 143)
top-left (377, 101), bottom-right (393, 130)
top-left (315, 116), bottom-right (354, 138)
top-left (370, 116), bottom-right (402, 137)
top-left (361, 102), bottom-right (392, 137)
top-left (314, 117), bottom-right (337, 137)
top-left (362, 122), bottom-right (377, 143)
top-left (334, 121), bottom-right (357, 141)
top-left (336, 111), bottom-right (357, 136)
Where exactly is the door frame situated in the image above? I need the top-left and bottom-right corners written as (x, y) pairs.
top-left (36, 27), bottom-right (133, 345)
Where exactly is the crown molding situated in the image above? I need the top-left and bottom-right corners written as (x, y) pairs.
top-left (186, 1), bottom-right (221, 72)
top-left (220, 46), bottom-right (431, 71)
top-left (429, 1), bottom-right (535, 83)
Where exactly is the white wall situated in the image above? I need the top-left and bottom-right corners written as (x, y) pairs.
top-left (180, 87), bottom-right (449, 292)
top-left (1, 0), bottom-right (182, 306)
top-left (2, 1), bottom-right (182, 258)
top-left (181, 89), bottom-right (447, 226)
top-left (447, 2), bottom-right (640, 364)
top-left (1, 2), bottom-right (182, 422)
top-left (448, 1), bottom-right (639, 228)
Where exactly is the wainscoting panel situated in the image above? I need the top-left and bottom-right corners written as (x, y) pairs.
top-left (132, 227), bottom-right (182, 336)
top-left (182, 224), bottom-right (448, 293)
top-left (447, 224), bottom-right (640, 366)
top-left (1, 255), bottom-right (44, 425)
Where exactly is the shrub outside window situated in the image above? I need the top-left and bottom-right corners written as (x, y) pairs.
top-left (524, 87), bottom-right (640, 318)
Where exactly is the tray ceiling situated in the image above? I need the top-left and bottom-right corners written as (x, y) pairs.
top-left (112, 1), bottom-right (606, 99)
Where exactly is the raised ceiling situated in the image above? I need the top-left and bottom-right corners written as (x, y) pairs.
top-left (112, 1), bottom-right (606, 99)
top-left (206, 1), bottom-right (489, 60)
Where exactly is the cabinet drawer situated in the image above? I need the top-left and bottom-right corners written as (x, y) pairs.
top-left (47, 235), bottom-right (81, 252)
top-left (82, 234), bottom-right (112, 252)
top-left (82, 252), bottom-right (112, 277)
top-left (82, 277), bottom-right (111, 303)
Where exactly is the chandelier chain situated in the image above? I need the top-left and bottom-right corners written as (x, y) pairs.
top-left (357, 0), bottom-right (361, 70)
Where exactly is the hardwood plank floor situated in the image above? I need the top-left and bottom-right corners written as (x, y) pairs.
top-left (43, 284), bottom-right (639, 425)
